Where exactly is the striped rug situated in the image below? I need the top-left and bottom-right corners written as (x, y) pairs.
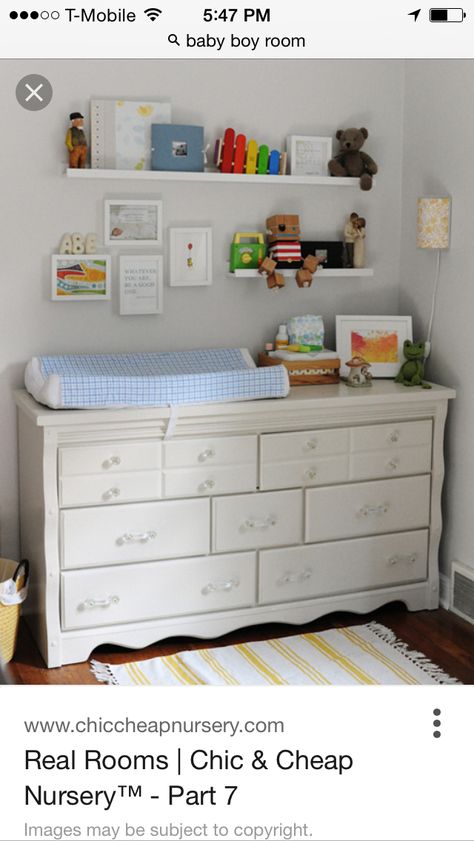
top-left (91, 622), bottom-right (459, 686)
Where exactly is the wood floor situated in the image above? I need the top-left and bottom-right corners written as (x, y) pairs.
top-left (8, 603), bottom-right (474, 684)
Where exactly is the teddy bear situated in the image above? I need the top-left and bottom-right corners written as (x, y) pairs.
top-left (328, 128), bottom-right (378, 191)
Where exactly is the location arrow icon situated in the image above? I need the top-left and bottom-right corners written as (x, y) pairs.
top-left (409, 8), bottom-right (421, 20)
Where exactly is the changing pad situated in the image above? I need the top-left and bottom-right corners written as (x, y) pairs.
top-left (25, 348), bottom-right (290, 409)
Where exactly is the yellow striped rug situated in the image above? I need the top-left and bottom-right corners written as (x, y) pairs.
top-left (91, 622), bottom-right (459, 686)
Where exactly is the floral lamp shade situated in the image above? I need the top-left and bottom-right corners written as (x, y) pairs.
top-left (416, 197), bottom-right (451, 249)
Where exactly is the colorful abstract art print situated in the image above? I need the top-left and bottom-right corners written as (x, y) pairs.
top-left (336, 315), bottom-right (413, 378)
top-left (351, 329), bottom-right (399, 363)
top-left (51, 256), bottom-right (111, 301)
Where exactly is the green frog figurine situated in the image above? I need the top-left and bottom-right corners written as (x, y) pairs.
top-left (394, 340), bottom-right (431, 389)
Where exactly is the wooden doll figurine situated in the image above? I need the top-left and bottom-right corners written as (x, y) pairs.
top-left (66, 112), bottom-right (88, 168)
top-left (353, 216), bottom-right (366, 269)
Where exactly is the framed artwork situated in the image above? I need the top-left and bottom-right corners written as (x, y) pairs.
top-left (287, 135), bottom-right (332, 177)
top-left (169, 227), bottom-right (212, 287)
top-left (119, 256), bottom-right (163, 315)
top-left (51, 255), bottom-right (111, 301)
top-left (104, 199), bottom-right (163, 247)
top-left (336, 315), bottom-right (413, 378)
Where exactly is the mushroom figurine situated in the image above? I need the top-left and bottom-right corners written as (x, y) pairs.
top-left (344, 355), bottom-right (373, 387)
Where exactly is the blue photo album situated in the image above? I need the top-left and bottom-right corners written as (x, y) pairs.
top-left (151, 124), bottom-right (204, 171)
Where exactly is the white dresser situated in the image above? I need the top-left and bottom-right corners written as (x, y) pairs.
top-left (15, 382), bottom-right (454, 667)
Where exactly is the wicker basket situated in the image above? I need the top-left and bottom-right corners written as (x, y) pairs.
top-left (0, 558), bottom-right (29, 663)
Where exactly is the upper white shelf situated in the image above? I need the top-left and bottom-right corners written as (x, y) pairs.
top-left (66, 168), bottom-right (361, 187)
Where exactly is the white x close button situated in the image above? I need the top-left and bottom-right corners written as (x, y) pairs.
top-left (16, 74), bottom-right (53, 111)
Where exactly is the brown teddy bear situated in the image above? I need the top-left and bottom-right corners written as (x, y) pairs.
top-left (328, 128), bottom-right (378, 191)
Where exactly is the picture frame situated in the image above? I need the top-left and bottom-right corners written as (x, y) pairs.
top-left (104, 199), bottom-right (163, 247)
top-left (169, 227), bottom-right (213, 287)
top-left (301, 240), bottom-right (344, 269)
top-left (119, 255), bottom-right (163, 315)
top-left (287, 135), bottom-right (332, 177)
top-left (336, 315), bottom-right (413, 378)
top-left (51, 255), bottom-right (111, 301)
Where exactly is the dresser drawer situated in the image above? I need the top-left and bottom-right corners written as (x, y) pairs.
top-left (60, 498), bottom-right (209, 569)
top-left (163, 463), bottom-right (256, 498)
top-left (259, 530), bottom-right (429, 605)
top-left (305, 475), bottom-right (431, 542)
top-left (350, 420), bottom-right (432, 453)
top-left (213, 490), bottom-right (303, 552)
top-left (349, 446), bottom-right (431, 482)
top-left (59, 441), bottom-right (161, 476)
top-left (260, 455), bottom-right (349, 491)
top-left (163, 435), bottom-right (257, 468)
top-left (59, 471), bottom-right (161, 507)
top-left (61, 551), bottom-right (256, 630)
top-left (261, 428), bottom-right (349, 464)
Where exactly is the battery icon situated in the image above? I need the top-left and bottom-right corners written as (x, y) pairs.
top-left (429, 7), bottom-right (466, 20)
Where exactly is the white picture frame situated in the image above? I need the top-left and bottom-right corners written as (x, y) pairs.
top-left (119, 255), bottom-right (163, 315)
top-left (51, 255), bottom-right (111, 301)
top-left (169, 227), bottom-right (213, 287)
top-left (288, 135), bottom-right (333, 177)
top-left (336, 315), bottom-right (413, 378)
top-left (104, 199), bottom-right (163, 247)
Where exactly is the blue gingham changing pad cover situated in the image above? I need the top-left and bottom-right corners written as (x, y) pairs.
top-left (25, 348), bottom-right (290, 409)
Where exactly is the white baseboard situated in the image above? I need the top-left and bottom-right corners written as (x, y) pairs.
top-left (439, 572), bottom-right (450, 610)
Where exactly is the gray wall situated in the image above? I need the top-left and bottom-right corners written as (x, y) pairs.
top-left (1, 59), bottom-right (404, 557)
top-left (400, 60), bottom-right (474, 575)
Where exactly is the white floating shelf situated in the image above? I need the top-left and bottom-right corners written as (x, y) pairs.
top-left (66, 168), bottom-right (361, 187)
top-left (229, 268), bottom-right (374, 278)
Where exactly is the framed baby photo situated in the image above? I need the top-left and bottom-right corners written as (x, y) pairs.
top-left (51, 255), bottom-right (111, 301)
top-left (336, 315), bottom-right (413, 378)
top-left (104, 199), bottom-right (163, 247)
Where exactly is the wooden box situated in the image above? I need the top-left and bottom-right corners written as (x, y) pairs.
top-left (258, 353), bottom-right (340, 385)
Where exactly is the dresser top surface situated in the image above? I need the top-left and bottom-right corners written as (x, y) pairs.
top-left (14, 380), bottom-right (456, 429)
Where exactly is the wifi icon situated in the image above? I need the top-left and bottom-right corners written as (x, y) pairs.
top-left (144, 7), bottom-right (162, 20)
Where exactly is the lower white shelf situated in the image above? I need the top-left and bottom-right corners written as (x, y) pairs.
top-left (229, 268), bottom-right (374, 278)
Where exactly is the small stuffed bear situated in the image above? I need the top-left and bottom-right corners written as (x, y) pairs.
top-left (328, 128), bottom-right (378, 191)
top-left (394, 340), bottom-right (431, 389)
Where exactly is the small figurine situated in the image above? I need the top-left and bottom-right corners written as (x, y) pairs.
top-left (345, 355), bottom-right (373, 387)
top-left (353, 216), bottom-right (366, 268)
top-left (394, 340), bottom-right (431, 388)
top-left (65, 111), bottom-right (88, 169)
top-left (343, 212), bottom-right (359, 268)
top-left (258, 256), bottom-right (285, 290)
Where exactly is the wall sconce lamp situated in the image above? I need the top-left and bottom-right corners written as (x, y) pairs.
top-left (416, 197), bottom-right (451, 358)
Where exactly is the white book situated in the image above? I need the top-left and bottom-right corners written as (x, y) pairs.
top-left (91, 99), bottom-right (171, 170)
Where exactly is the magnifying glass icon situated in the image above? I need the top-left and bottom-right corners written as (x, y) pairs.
top-left (168, 34), bottom-right (180, 46)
